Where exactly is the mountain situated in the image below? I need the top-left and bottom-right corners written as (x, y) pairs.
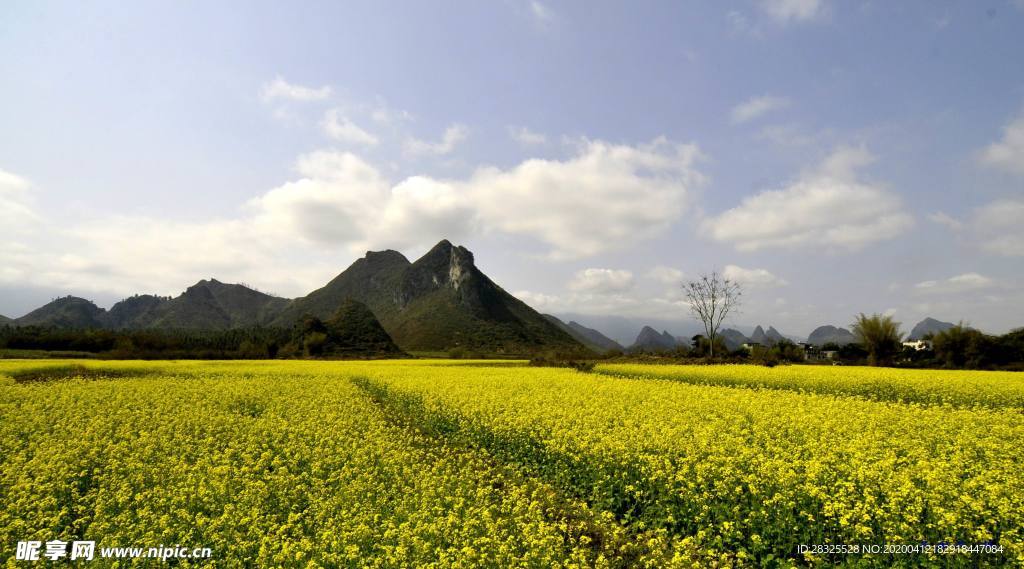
top-left (104, 280), bottom-right (288, 329)
top-left (106, 294), bottom-right (168, 328)
top-left (748, 325), bottom-right (786, 346)
top-left (4, 240), bottom-right (582, 355)
top-left (749, 325), bottom-right (769, 346)
top-left (544, 314), bottom-right (624, 353)
top-left (630, 326), bottom-right (680, 352)
top-left (136, 280), bottom-right (286, 329)
top-left (322, 299), bottom-right (404, 355)
top-left (272, 240), bottom-right (585, 354)
top-left (552, 313), bottom-right (704, 347)
top-left (0, 314), bottom-right (11, 325)
top-left (14, 282), bottom-right (289, 331)
top-left (909, 317), bottom-right (956, 340)
top-left (807, 325), bottom-right (857, 346)
top-left (718, 328), bottom-right (750, 351)
top-left (15, 297), bottom-right (107, 328)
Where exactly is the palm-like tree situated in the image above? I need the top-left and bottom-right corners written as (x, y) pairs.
top-left (851, 313), bottom-right (903, 366)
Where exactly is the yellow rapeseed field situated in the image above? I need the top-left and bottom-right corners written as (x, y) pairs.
top-left (595, 363), bottom-right (1024, 409)
top-left (1, 360), bottom-right (1021, 567)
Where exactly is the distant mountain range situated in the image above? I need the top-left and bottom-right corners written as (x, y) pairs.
top-left (6, 240), bottom-right (583, 355)
top-left (543, 315), bottom-right (623, 353)
top-left (1, 242), bottom-right (968, 357)
top-left (552, 313), bottom-right (705, 347)
top-left (802, 318), bottom-right (957, 346)
top-left (13, 280), bottom-right (289, 330)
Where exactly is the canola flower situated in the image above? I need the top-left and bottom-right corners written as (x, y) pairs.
top-left (596, 363), bottom-right (1024, 410)
top-left (354, 364), bottom-right (1024, 567)
top-left (1, 359), bottom-right (1022, 567)
top-left (0, 361), bottom-right (639, 568)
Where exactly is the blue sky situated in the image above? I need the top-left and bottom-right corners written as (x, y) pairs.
top-left (1, 0), bottom-right (1023, 336)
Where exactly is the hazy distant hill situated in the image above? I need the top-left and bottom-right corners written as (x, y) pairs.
top-left (553, 313), bottom-right (704, 347)
top-left (272, 240), bottom-right (584, 354)
top-left (0, 314), bottom-right (11, 325)
top-left (750, 325), bottom-right (786, 346)
top-left (719, 328), bottom-right (750, 351)
top-left (807, 325), bottom-right (857, 346)
top-left (543, 314), bottom-right (623, 353)
top-left (909, 317), bottom-right (956, 340)
top-left (630, 326), bottom-right (680, 352)
top-left (15, 297), bottom-right (108, 328)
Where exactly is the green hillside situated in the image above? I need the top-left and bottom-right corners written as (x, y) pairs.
top-left (14, 297), bottom-right (107, 328)
top-left (106, 280), bottom-right (288, 329)
top-left (274, 240), bottom-right (585, 354)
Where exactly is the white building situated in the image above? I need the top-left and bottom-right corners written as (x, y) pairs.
top-left (902, 340), bottom-right (933, 351)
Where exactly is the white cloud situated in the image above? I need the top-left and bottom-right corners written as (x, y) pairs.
top-left (730, 95), bottom-right (791, 124)
top-left (259, 76), bottom-right (332, 103)
top-left (513, 288), bottom-right (663, 318)
top-left (512, 290), bottom-right (562, 311)
top-left (722, 265), bottom-right (788, 287)
top-left (0, 154), bottom-right (471, 298)
top-left (0, 168), bottom-right (39, 231)
top-left (760, 0), bottom-right (823, 23)
top-left (971, 199), bottom-right (1024, 256)
top-left (250, 151), bottom-right (474, 252)
top-left (404, 124), bottom-right (468, 156)
top-left (259, 138), bottom-right (705, 260)
top-left (755, 124), bottom-right (822, 147)
top-left (0, 168), bottom-right (29, 191)
top-left (509, 126), bottom-right (547, 145)
top-left (530, 0), bottom-right (553, 22)
top-left (369, 101), bottom-right (413, 125)
top-left (469, 137), bottom-right (705, 259)
top-left (914, 273), bottom-right (995, 294)
top-left (648, 266), bottom-right (685, 285)
top-left (979, 111), bottom-right (1024, 176)
top-left (927, 211), bottom-right (964, 231)
top-left (727, 10), bottom-right (754, 34)
top-left (0, 136), bottom-right (706, 300)
top-left (321, 109), bottom-right (379, 146)
top-left (568, 269), bottom-right (634, 294)
top-left (703, 146), bottom-right (913, 252)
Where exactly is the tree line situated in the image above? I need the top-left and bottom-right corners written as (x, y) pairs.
top-left (0, 315), bottom-right (401, 360)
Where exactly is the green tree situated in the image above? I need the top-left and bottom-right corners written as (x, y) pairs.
top-left (851, 313), bottom-right (903, 366)
top-left (931, 323), bottom-right (997, 369)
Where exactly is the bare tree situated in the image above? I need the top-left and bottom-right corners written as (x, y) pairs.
top-left (683, 272), bottom-right (742, 358)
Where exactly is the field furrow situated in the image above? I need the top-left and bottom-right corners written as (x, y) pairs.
top-left (1, 364), bottom-right (651, 568)
top-left (354, 365), bottom-right (1024, 567)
